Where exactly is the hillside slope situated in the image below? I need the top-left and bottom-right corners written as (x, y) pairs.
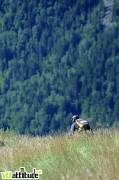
top-left (0, 130), bottom-right (119, 180)
top-left (0, 0), bottom-right (119, 135)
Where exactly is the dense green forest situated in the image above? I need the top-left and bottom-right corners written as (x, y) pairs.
top-left (0, 0), bottom-right (119, 135)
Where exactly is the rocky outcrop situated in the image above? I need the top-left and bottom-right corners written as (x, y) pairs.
top-left (102, 0), bottom-right (115, 28)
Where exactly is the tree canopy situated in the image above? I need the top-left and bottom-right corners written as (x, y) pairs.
top-left (0, 0), bottom-right (119, 135)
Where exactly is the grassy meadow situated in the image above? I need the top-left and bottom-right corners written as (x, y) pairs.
top-left (0, 129), bottom-right (119, 180)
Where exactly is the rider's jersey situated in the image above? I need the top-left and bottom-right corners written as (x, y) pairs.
top-left (75, 119), bottom-right (88, 128)
top-left (79, 119), bottom-right (88, 125)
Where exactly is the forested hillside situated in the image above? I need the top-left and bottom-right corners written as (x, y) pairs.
top-left (0, 0), bottom-right (119, 135)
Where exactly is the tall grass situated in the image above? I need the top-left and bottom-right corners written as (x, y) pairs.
top-left (0, 129), bottom-right (119, 180)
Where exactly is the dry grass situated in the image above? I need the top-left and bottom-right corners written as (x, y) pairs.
top-left (0, 129), bottom-right (119, 180)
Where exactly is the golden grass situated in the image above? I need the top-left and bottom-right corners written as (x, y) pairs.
top-left (0, 129), bottom-right (119, 180)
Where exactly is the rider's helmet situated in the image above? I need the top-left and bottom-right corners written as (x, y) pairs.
top-left (72, 115), bottom-right (79, 123)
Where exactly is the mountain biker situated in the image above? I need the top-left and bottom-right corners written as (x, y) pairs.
top-left (70, 115), bottom-right (92, 135)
